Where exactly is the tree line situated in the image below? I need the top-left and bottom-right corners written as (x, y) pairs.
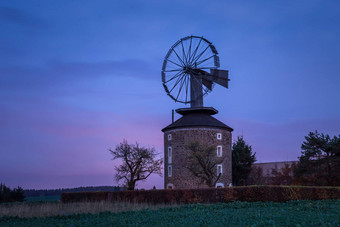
top-left (25, 186), bottom-right (124, 197)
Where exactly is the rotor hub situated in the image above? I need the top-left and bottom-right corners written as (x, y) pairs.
top-left (183, 66), bottom-right (193, 74)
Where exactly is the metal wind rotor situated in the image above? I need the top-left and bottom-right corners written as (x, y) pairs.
top-left (161, 35), bottom-right (229, 108)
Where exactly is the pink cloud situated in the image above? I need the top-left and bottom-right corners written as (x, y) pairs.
top-left (0, 100), bottom-right (166, 189)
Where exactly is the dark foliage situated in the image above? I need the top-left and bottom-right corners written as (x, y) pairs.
top-left (271, 163), bottom-right (296, 185)
top-left (294, 131), bottom-right (340, 186)
top-left (186, 141), bottom-right (223, 188)
top-left (109, 140), bottom-right (163, 190)
top-left (0, 183), bottom-right (25, 203)
top-left (61, 185), bottom-right (340, 204)
top-left (232, 136), bottom-right (256, 185)
top-left (246, 166), bottom-right (267, 185)
top-left (24, 186), bottom-right (124, 197)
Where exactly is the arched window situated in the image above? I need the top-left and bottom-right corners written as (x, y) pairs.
top-left (167, 183), bottom-right (174, 189)
top-left (216, 183), bottom-right (224, 188)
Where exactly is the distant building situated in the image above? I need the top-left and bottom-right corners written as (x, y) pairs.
top-left (252, 161), bottom-right (297, 177)
top-left (247, 161), bottom-right (298, 185)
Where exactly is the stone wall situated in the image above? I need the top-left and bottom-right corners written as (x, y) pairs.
top-left (164, 127), bottom-right (232, 189)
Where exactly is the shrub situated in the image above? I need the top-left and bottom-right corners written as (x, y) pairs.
top-left (61, 185), bottom-right (340, 204)
top-left (0, 183), bottom-right (25, 203)
top-left (61, 192), bottom-right (109, 203)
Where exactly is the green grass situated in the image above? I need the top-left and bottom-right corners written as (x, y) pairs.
top-left (1, 200), bottom-right (340, 226)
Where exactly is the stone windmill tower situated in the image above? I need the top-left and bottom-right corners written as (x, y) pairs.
top-left (161, 36), bottom-right (233, 189)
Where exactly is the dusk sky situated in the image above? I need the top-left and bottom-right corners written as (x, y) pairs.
top-left (1, 0), bottom-right (340, 190)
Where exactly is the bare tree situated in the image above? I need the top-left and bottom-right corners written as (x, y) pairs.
top-left (109, 140), bottom-right (163, 190)
top-left (186, 141), bottom-right (224, 188)
top-left (246, 166), bottom-right (266, 185)
top-left (271, 163), bottom-right (296, 185)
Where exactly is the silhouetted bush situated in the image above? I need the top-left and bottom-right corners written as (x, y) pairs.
top-left (61, 186), bottom-right (340, 204)
top-left (0, 183), bottom-right (25, 203)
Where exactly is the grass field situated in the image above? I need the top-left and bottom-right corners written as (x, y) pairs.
top-left (1, 200), bottom-right (340, 226)
top-left (0, 201), bottom-right (176, 218)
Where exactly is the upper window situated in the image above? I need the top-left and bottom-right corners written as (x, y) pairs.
top-left (217, 146), bottom-right (222, 157)
top-left (217, 133), bottom-right (222, 140)
top-left (168, 165), bottom-right (172, 177)
top-left (168, 146), bottom-right (172, 164)
top-left (168, 134), bottom-right (172, 141)
top-left (217, 164), bottom-right (222, 176)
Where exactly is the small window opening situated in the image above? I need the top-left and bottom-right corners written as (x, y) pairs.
top-left (217, 164), bottom-right (222, 176)
top-left (217, 146), bottom-right (222, 157)
top-left (168, 134), bottom-right (172, 141)
top-left (168, 147), bottom-right (172, 164)
top-left (168, 165), bottom-right (172, 177)
top-left (217, 133), bottom-right (222, 140)
top-left (167, 183), bottom-right (174, 189)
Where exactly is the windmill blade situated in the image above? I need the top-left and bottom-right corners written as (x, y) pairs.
top-left (209, 69), bottom-right (229, 88)
top-left (192, 69), bottom-right (212, 90)
top-left (194, 68), bottom-right (229, 89)
top-left (202, 77), bottom-right (213, 90)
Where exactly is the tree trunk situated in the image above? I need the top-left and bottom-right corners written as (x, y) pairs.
top-left (127, 181), bottom-right (136, 190)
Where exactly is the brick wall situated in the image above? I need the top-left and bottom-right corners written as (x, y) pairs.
top-left (164, 127), bottom-right (232, 189)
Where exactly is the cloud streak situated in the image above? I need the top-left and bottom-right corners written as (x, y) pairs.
top-left (0, 59), bottom-right (157, 90)
top-left (0, 6), bottom-right (48, 28)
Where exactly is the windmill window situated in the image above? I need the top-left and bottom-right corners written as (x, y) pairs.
top-left (167, 183), bottom-right (174, 189)
top-left (217, 133), bottom-right (222, 140)
top-left (217, 164), bottom-right (222, 176)
top-left (217, 146), bottom-right (222, 157)
top-left (168, 165), bottom-right (172, 177)
top-left (216, 183), bottom-right (224, 188)
top-left (168, 147), bottom-right (172, 164)
top-left (168, 134), bottom-right (172, 141)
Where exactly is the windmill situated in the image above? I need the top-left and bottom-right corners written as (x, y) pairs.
top-left (162, 36), bottom-right (229, 108)
top-left (161, 36), bottom-right (233, 189)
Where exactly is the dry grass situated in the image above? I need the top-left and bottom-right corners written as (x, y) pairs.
top-left (0, 201), bottom-right (179, 218)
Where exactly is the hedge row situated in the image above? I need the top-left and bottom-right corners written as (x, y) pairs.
top-left (61, 185), bottom-right (340, 204)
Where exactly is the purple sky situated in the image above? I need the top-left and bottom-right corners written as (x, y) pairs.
top-left (1, 1), bottom-right (340, 190)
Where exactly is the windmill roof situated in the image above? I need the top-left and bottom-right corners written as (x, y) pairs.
top-left (162, 107), bottom-right (233, 132)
